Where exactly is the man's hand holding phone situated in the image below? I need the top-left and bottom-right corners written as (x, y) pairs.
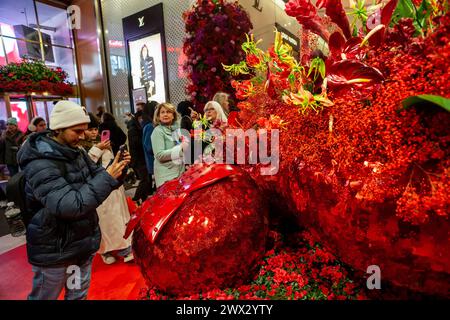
top-left (106, 145), bottom-right (131, 179)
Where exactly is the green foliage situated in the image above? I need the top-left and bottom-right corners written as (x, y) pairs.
top-left (0, 57), bottom-right (68, 83)
top-left (307, 57), bottom-right (326, 83)
top-left (392, 0), bottom-right (448, 35)
top-left (401, 94), bottom-right (450, 112)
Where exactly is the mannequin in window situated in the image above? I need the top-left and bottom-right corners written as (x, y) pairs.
top-left (140, 45), bottom-right (156, 97)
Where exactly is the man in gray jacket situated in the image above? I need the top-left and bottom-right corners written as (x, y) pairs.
top-left (17, 100), bottom-right (130, 300)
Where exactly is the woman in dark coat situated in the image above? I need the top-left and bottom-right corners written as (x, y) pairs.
top-left (142, 101), bottom-right (157, 191)
top-left (126, 111), bottom-right (151, 202)
top-left (99, 112), bottom-right (127, 155)
top-left (0, 117), bottom-right (24, 176)
top-left (176, 100), bottom-right (196, 165)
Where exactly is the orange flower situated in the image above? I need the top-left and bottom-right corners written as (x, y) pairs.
top-left (246, 54), bottom-right (261, 67)
top-left (231, 79), bottom-right (255, 100)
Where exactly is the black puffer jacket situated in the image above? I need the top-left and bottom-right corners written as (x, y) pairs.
top-left (17, 132), bottom-right (120, 267)
top-left (126, 117), bottom-right (146, 172)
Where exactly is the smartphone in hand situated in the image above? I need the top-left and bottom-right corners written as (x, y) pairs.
top-left (101, 130), bottom-right (110, 142)
top-left (118, 144), bottom-right (128, 162)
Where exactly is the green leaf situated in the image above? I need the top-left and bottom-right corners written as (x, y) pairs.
top-left (393, 0), bottom-right (415, 21)
top-left (401, 94), bottom-right (450, 112)
top-left (416, 0), bottom-right (432, 30)
top-left (319, 61), bottom-right (326, 79)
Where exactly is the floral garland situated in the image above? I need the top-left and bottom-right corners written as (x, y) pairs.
top-left (183, 0), bottom-right (252, 109)
top-left (0, 58), bottom-right (73, 96)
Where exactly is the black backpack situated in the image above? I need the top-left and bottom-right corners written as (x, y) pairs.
top-left (6, 160), bottom-right (67, 226)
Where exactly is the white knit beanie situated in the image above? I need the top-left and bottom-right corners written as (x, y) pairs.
top-left (49, 100), bottom-right (91, 130)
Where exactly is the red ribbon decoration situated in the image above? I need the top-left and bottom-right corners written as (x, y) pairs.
top-left (124, 164), bottom-right (239, 243)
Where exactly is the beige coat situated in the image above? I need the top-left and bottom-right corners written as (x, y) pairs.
top-left (88, 146), bottom-right (132, 254)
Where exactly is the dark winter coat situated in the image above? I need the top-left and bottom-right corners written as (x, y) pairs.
top-left (0, 130), bottom-right (24, 165)
top-left (142, 122), bottom-right (155, 175)
top-left (17, 132), bottom-right (120, 267)
top-left (126, 117), bottom-right (147, 176)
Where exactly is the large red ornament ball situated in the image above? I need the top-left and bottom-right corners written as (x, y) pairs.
top-left (132, 165), bottom-right (269, 296)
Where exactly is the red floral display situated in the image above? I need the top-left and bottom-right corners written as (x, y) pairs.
top-left (227, 2), bottom-right (450, 297)
top-left (140, 229), bottom-right (368, 300)
top-left (132, 164), bottom-right (268, 296)
top-left (0, 58), bottom-right (73, 96)
top-left (183, 0), bottom-right (252, 110)
top-left (135, 0), bottom-right (449, 300)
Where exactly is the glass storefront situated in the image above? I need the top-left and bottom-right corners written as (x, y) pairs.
top-left (0, 0), bottom-right (78, 124)
top-left (100, 0), bottom-right (192, 120)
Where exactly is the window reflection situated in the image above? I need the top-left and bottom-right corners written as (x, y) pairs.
top-left (0, 0), bottom-right (77, 84)
top-left (0, 0), bottom-right (37, 33)
top-left (0, 39), bottom-right (6, 66)
top-left (1, 38), bottom-right (41, 63)
top-left (36, 2), bottom-right (73, 47)
top-left (46, 46), bottom-right (76, 83)
top-left (0, 99), bottom-right (7, 122)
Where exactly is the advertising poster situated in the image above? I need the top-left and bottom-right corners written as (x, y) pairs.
top-left (128, 33), bottom-right (166, 103)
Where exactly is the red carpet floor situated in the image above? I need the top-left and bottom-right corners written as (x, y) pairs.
top-left (0, 244), bottom-right (146, 300)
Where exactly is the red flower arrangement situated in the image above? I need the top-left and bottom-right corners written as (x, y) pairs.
top-left (0, 58), bottom-right (73, 96)
top-left (140, 229), bottom-right (368, 300)
top-left (135, 1), bottom-right (449, 300)
top-left (225, 1), bottom-right (450, 297)
top-left (183, 0), bottom-right (252, 110)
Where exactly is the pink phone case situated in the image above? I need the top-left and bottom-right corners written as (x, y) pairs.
top-left (101, 130), bottom-right (110, 142)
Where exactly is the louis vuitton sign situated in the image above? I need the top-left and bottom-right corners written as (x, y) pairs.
top-left (123, 3), bottom-right (170, 109)
top-left (122, 3), bottom-right (164, 39)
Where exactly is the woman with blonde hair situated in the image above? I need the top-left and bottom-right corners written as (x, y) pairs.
top-left (204, 100), bottom-right (228, 124)
top-left (151, 103), bottom-right (188, 188)
top-left (192, 101), bottom-right (228, 159)
top-left (213, 92), bottom-right (230, 117)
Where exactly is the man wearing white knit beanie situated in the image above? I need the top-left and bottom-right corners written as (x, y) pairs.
top-left (17, 100), bottom-right (131, 300)
top-left (49, 100), bottom-right (91, 148)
